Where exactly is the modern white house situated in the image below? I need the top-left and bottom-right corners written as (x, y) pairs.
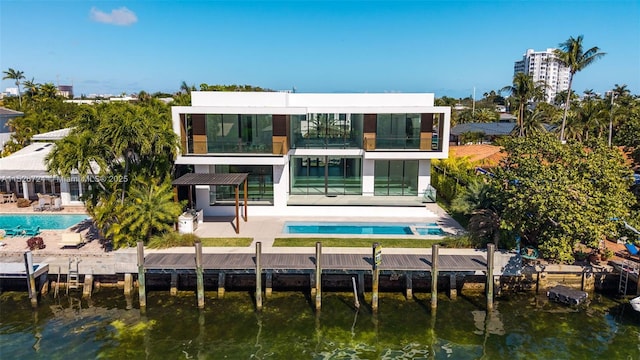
top-left (171, 92), bottom-right (451, 218)
top-left (514, 48), bottom-right (570, 104)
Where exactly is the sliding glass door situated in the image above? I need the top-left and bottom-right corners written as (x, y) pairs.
top-left (374, 160), bottom-right (418, 196)
top-left (290, 156), bottom-right (361, 195)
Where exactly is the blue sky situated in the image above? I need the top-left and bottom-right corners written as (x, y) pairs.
top-left (1, 1), bottom-right (638, 98)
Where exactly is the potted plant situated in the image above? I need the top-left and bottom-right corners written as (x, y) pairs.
top-left (600, 248), bottom-right (614, 261)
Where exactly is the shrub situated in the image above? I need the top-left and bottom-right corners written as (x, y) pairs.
top-left (16, 198), bottom-right (31, 208)
top-left (26, 237), bottom-right (46, 250)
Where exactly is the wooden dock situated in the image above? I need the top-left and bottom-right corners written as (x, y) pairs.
top-left (143, 252), bottom-right (488, 273)
top-left (130, 243), bottom-right (501, 312)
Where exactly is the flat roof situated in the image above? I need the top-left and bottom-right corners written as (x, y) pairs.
top-left (172, 173), bottom-right (249, 186)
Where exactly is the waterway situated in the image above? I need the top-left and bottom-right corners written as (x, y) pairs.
top-left (1, 290), bottom-right (639, 359)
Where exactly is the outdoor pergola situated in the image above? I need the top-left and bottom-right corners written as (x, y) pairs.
top-left (172, 173), bottom-right (249, 234)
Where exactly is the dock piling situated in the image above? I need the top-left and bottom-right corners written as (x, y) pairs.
top-left (195, 241), bottom-right (204, 309)
top-left (124, 273), bottom-right (133, 296)
top-left (137, 241), bottom-right (146, 309)
top-left (405, 271), bottom-right (413, 300)
top-left (256, 242), bottom-right (263, 311)
top-left (217, 272), bottom-right (226, 298)
top-left (372, 243), bottom-right (381, 312)
top-left (486, 243), bottom-right (495, 311)
top-left (170, 271), bottom-right (178, 296)
top-left (449, 274), bottom-right (457, 299)
top-left (431, 244), bottom-right (439, 309)
top-left (83, 272), bottom-right (93, 298)
top-left (265, 270), bottom-right (273, 298)
top-left (315, 242), bottom-right (322, 311)
top-left (351, 276), bottom-right (360, 309)
top-left (24, 251), bottom-right (37, 308)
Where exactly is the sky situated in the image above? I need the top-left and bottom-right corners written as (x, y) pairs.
top-left (1, 1), bottom-right (639, 99)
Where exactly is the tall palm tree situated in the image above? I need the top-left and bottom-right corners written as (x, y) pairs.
top-left (46, 130), bottom-right (109, 192)
top-left (501, 73), bottom-right (545, 137)
top-left (2, 68), bottom-right (25, 108)
top-left (553, 35), bottom-right (606, 142)
top-left (22, 78), bottom-right (39, 99)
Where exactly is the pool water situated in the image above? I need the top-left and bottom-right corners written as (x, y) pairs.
top-left (0, 214), bottom-right (90, 230)
top-left (283, 221), bottom-right (444, 235)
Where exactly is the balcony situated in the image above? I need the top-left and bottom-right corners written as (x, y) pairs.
top-left (182, 139), bottom-right (287, 155)
top-left (363, 136), bottom-right (441, 151)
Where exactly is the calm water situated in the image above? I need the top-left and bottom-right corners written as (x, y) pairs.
top-left (1, 290), bottom-right (639, 359)
top-left (0, 214), bottom-right (89, 230)
top-left (283, 222), bottom-right (443, 236)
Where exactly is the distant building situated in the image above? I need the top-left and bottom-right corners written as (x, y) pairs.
top-left (4, 88), bottom-right (19, 97)
top-left (57, 85), bottom-right (74, 99)
top-left (514, 48), bottom-right (570, 104)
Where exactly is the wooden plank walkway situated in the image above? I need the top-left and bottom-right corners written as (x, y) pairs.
top-left (144, 253), bottom-right (488, 273)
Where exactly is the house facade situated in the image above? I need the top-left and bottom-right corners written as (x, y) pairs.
top-left (0, 128), bottom-right (90, 207)
top-left (171, 92), bottom-right (451, 217)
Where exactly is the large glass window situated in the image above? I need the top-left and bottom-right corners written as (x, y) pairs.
top-left (211, 165), bottom-right (273, 204)
top-left (374, 160), bottom-right (418, 196)
top-left (183, 114), bottom-right (273, 154)
top-left (375, 113), bottom-right (420, 149)
top-left (290, 156), bottom-right (362, 195)
top-left (291, 113), bottom-right (362, 149)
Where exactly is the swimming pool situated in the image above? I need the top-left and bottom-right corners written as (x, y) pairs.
top-left (0, 214), bottom-right (90, 230)
top-left (283, 221), bottom-right (445, 236)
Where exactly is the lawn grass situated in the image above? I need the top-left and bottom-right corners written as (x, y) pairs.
top-left (273, 237), bottom-right (444, 248)
top-left (200, 238), bottom-right (253, 247)
top-left (147, 233), bottom-right (253, 249)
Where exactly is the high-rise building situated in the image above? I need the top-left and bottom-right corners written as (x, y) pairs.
top-left (57, 85), bottom-right (74, 99)
top-left (514, 48), bottom-right (570, 103)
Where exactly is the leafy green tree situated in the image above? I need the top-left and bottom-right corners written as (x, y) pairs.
top-left (554, 35), bottom-right (606, 142)
top-left (2, 68), bottom-right (25, 108)
top-left (495, 133), bottom-right (635, 263)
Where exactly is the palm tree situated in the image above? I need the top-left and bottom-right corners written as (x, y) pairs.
top-left (46, 130), bottom-right (109, 192)
top-left (38, 82), bottom-right (58, 99)
top-left (511, 108), bottom-right (548, 137)
top-left (502, 73), bottom-right (546, 137)
top-left (23, 78), bottom-right (39, 99)
top-left (553, 35), bottom-right (606, 142)
top-left (2, 68), bottom-right (25, 107)
top-left (114, 177), bottom-right (183, 245)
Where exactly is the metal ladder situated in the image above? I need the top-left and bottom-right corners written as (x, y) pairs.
top-left (67, 257), bottom-right (80, 294)
top-left (618, 260), bottom-right (638, 295)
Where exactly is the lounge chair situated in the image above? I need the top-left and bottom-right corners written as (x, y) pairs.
top-left (22, 226), bottom-right (40, 237)
top-left (4, 226), bottom-right (22, 237)
top-left (59, 232), bottom-right (84, 248)
top-left (51, 198), bottom-right (63, 211)
top-left (625, 243), bottom-right (639, 258)
top-left (33, 198), bottom-right (47, 211)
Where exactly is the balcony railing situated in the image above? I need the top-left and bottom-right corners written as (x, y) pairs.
top-left (182, 139), bottom-right (287, 155)
top-left (363, 136), bottom-right (441, 151)
top-left (291, 137), bottom-right (361, 149)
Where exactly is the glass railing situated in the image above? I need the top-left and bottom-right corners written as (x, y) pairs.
top-left (363, 136), bottom-right (442, 151)
top-left (291, 137), bottom-right (361, 149)
top-left (183, 139), bottom-right (287, 155)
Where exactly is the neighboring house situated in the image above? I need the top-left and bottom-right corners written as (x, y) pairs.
top-left (0, 106), bottom-right (23, 133)
top-left (0, 127), bottom-right (90, 206)
top-left (450, 120), bottom-right (554, 144)
top-left (449, 144), bottom-right (505, 174)
top-left (450, 122), bottom-right (517, 144)
top-left (171, 92), bottom-right (451, 217)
